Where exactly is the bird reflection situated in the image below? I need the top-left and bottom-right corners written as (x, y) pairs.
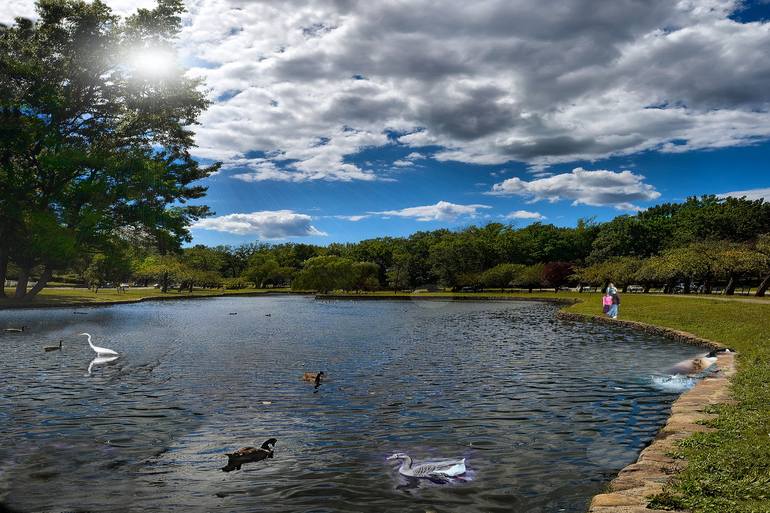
top-left (88, 355), bottom-right (119, 375)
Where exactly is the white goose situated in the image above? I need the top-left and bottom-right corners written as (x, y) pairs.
top-left (80, 333), bottom-right (118, 357)
top-left (387, 453), bottom-right (466, 479)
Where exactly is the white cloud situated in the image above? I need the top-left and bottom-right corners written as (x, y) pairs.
top-left (192, 210), bottom-right (326, 238)
top-left (392, 151), bottom-right (428, 167)
top-left (489, 167), bottom-right (660, 210)
top-left (505, 210), bottom-right (545, 220)
top-left (371, 201), bottom-right (491, 221)
top-left (333, 215), bottom-right (370, 221)
top-left (9, 0), bottom-right (770, 179)
top-left (718, 187), bottom-right (770, 201)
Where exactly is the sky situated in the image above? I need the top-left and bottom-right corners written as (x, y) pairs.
top-left (4, 0), bottom-right (770, 246)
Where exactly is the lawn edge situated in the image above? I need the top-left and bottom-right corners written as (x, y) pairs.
top-left (0, 290), bottom-right (308, 310)
top-left (557, 311), bottom-right (735, 513)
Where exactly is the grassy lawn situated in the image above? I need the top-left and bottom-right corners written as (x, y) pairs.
top-left (0, 286), bottom-right (295, 307)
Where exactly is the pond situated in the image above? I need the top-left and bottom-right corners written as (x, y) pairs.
top-left (0, 296), bottom-right (704, 513)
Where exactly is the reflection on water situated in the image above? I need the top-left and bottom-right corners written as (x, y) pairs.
top-left (88, 355), bottom-right (120, 375)
top-left (0, 297), bottom-right (705, 512)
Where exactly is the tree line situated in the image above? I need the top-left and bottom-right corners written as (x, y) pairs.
top-left (5, 195), bottom-right (769, 297)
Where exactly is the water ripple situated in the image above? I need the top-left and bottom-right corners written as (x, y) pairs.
top-left (0, 297), bottom-right (704, 512)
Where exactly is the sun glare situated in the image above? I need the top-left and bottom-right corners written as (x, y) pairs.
top-left (128, 47), bottom-right (175, 77)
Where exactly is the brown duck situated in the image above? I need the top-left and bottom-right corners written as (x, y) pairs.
top-left (302, 371), bottom-right (325, 388)
top-left (222, 438), bottom-right (277, 472)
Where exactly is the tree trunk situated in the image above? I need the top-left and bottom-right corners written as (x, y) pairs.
top-left (161, 272), bottom-right (169, 293)
top-left (643, 284), bottom-right (651, 293)
top-left (683, 279), bottom-right (691, 294)
top-left (622, 284), bottom-right (629, 293)
top-left (704, 277), bottom-right (712, 294)
top-left (755, 274), bottom-right (770, 297)
top-left (723, 275), bottom-right (736, 295)
top-left (0, 246), bottom-right (7, 298)
top-left (23, 267), bottom-right (53, 300)
top-left (14, 266), bottom-right (30, 299)
top-left (578, 283), bottom-right (584, 293)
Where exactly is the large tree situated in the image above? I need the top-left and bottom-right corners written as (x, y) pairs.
top-left (0, 0), bottom-right (218, 299)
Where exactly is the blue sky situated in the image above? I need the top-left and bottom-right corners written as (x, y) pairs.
top-left (190, 139), bottom-right (770, 246)
top-left (7, 0), bottom-right (768, 246)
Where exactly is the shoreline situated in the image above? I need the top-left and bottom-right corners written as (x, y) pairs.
top-left (315, 293), bottom-right (578, 304)
top-left (556, 311), bottom-right (734, 513)
top-left (0, 290), bottom-right (306, 311)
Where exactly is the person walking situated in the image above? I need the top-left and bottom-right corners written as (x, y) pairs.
top-left (602, 292), bottom-right (613, 315)
top-left (608, 291), bottom-right (620, 319)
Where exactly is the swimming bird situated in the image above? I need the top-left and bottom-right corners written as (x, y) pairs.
top-left (80, 333), bottom-right (118, 356)
top-left (44, 340), bottom-right (63, 352)
top-left (222, 438), bottom-right (277, 472)
top-left (4, 326), bottom-right (26, 333)
top-left (667, 352), bottom-right (718, 375)
top-left (387, 453), bottom-right (466, 480)
top-left (228, 312), bottom-right (238, 315)
top-left (302, 371), bottom-right (325, 387)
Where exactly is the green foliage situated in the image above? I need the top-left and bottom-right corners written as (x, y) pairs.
top-left (292, 255), bottom-right (354, 293)
top-left (480, 263), bottom-right (525, 289)
top-left (222, 277), bottom-right (248, 290)
top-left (513, 263), bottom-right (545, 291)
top-left (0, 0), bottom-right (218, 299)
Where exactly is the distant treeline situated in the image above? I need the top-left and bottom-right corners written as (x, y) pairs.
top-left (4, 195), bottom-right (769, 297)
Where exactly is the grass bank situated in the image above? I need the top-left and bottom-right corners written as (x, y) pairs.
top-left (0, 286), bottom-right (296, 309)
top-left (323, 291), bottom-right (770, 512)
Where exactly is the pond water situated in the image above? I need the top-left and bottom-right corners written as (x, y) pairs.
top-left (0, 296), bottom-right (704, 513)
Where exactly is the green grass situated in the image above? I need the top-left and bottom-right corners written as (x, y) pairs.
top-left (3, 287), bottom-right (769, 511)
top-left (0, 286), bottom-right (295, 307)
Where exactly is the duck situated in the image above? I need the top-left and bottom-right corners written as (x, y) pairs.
top-left (387, 453), bottom-right (466, 480)
top-left (228, 312), bottom-right (238, 315)
top-left (4, 326), bottom-right (26, 333)
top-left (302, 371), bottom-right (325, 387)
top-left (222, 438), bottom-right (277, 472)
top-left (44, 340), bottom-right (63, 352)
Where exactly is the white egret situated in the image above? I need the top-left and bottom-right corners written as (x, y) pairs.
top-left (80, 333), bottom-right (118, 356)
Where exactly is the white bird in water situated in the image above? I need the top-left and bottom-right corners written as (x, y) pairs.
top-left (4, 326), bottom-right (26, 333)
top-left (387, 453), bottom-right (467, 480)
top-left (80, 333), bottom-right (118, 356)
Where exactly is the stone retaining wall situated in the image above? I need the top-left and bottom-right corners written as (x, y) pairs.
top-left (556, 312), bottom-right (736, 513)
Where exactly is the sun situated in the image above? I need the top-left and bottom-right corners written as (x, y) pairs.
top-left (128, 47), bottom-right (175, 77)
